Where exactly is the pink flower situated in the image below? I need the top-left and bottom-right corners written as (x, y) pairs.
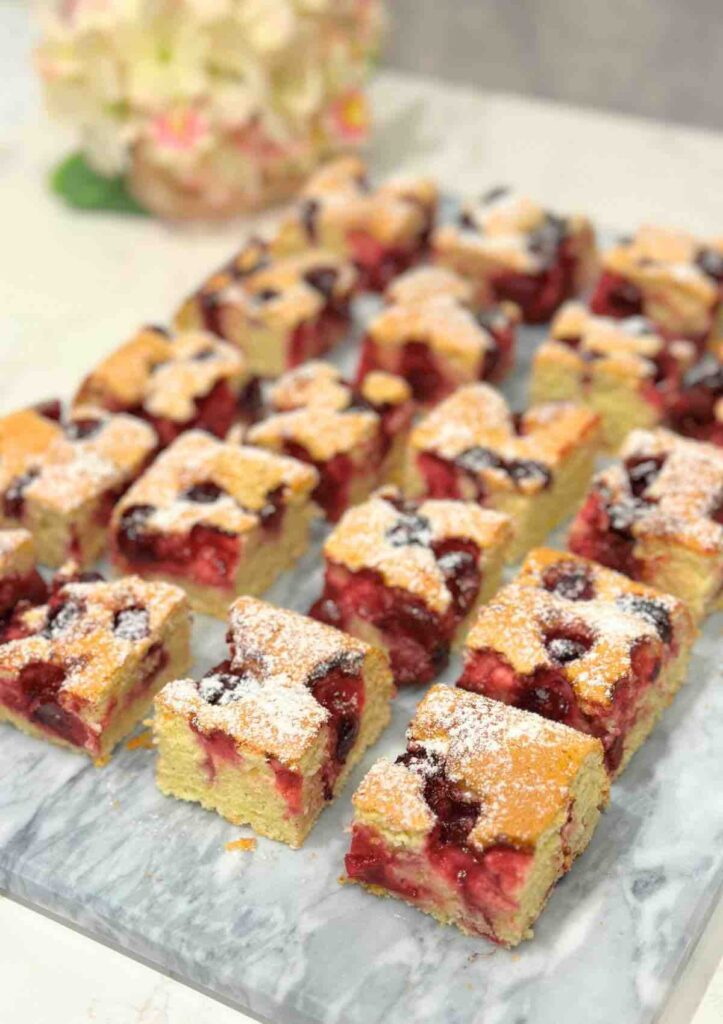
top-left (148, 107), bottom-right (209, 153)
top-left (325, 89), bottom-right (370, 144)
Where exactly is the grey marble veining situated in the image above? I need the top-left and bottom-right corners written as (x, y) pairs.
top-left (1, 228), bottom-right (722, 1024)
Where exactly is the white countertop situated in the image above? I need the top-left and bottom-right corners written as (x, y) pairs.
top-left (2, 6), bottom-right (723, 1018)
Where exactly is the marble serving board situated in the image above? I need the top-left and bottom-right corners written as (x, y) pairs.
top-left (1, 265), bottom-right (723, 1024)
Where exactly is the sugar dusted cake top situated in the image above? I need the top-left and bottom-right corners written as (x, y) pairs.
top-left (285, 156), bottom-right (437, 247)
top-left (76, 326), bottom-right (249, 422)
top-left (548, 302), bottom-right (695, 377)
top-left (410, 383), bottom-right (600, 493)
top-left (0, 573), bottom-right (188, 705)
top-left (0, 407), bottom-right (157, 515)
top-left (603, 225), bottom-right (721, 302)
top-left (324, 488), bottom-right (511, 613)
top-left (113, 431), bottom-right (318, 537)
top-left (385, 266), bottom-right (475, 308)
top-left (596, 428), bottom-right (723, 554)
top-left (158, 597), bottom-right (377, 766)
top-left (368, 297), bottom-right (498, 363)
top-left (353, 684), bottom-right (604, 851)
top-left (466, 547), bottom-right (692, 706)
top-left (434, 187), bottom-right (591, 274)
top-left (250, 362), bottom-right (410, 462)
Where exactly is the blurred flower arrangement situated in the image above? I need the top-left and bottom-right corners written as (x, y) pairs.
top-left (36, 0), bottom-right (385, 219)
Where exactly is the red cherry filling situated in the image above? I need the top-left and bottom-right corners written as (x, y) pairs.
top-left (0, 570), bottom-right (48, 617)
top-left (568, 488), bottom-right (641, 577)
top-left (541, 561), bottom-right (595, 601)
top-left (308, 661), bottom-right (365, 798)
top-left (484, 230), bottom-right (578, 324)
top-left (311, 532), bottom-right (481, 685)
top-left (417, 446), bottom-right (551, 505)
top-left (287, 303), bottom-right (351, 369)
top-left (116, 507), bottom-right (241, 590)
top-left (590, 270), bottom-right (644, 320)
top-left (666, 362), bottom-right (723, 444)
top-left (281, 441), bottom-right (354, 523)
top-left (0, 660), bottom-right (90, 749)
top-left (346, 231), bottom-right (423, 292)
top-left (3, 467), bottom-right (41, 520)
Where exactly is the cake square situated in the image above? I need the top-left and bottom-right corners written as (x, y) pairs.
top-left (590, 225), bottom-right (723, 348)
top-left (344, 684), bottom-right (608, 946)
top-left (310, 486), bottom-right (511, 685)
top-left (357, 294), bottom-right (519, 407)
top-left (0, 405), bottom-right (157, 569)
top-left (273, 156), bottom-right (438, 291)
top-left (432, 187), bottom-right (597, 323)
top-left (0, 529), bottom-right (47, 616)
top-left (74, 325), bottom-right (260, 447)
top-left (665, 352), bottom-right (723, 445)
top-left (405, 383), bottom-right (601, 562)
top-left (568, 427), bottom-right (723, 621)
top-left (457, 547), bottom-right (696, 776)
top-left (245, 361), bottom-right (414, 521)
top-left (0, 569), bottom-right (190, 763)
top-left (175, 238), bottom-right (357, 377)
top-left (111, 431), bottom-right (320, 618)
top-left (154, 596), bottom-right (394, 847)
top-left (531, 302), bottom-right (695, 451)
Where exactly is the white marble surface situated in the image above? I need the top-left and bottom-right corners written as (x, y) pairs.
top-left (3, 3), bottom-right (723, 1016)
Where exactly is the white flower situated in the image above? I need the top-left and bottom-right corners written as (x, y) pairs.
top-left (235, 0), bottom-right (297, 54)
top-left (119, 16), bottom-right (210, 110)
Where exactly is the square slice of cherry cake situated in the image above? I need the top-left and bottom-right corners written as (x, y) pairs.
top-left (432, 187), bottom-right (597, 323)
top-left (74, 325), bottom-right (260, 447)
top-left (273, 156), bottom-right (438, 291)
top-left (0, 568), bottom-right (190, 762)
top-left (344, 684), bottom-right (608, 946)
top-left (0, 405), bottom-right (157, 569)
top-left (457, 548), bottom-right (696, 776)
top-left (568, 427), bottom-right (723, 622)
top-left (406, 383), bottom-right (601, 563)
top-left (246, 361), bottom-right (414, 522)
top-left (175, 236), bottom-right (357, 378)
top-left (531, 302), bottom-right (695, 452)
top-left (154, 596), bottom-right (394, 847)
top-left (310, 487), bottom-right (511, 685)
top-left (357, 294), bottom-right (519, 408)
top-left (590, 225), bottom-right (723, 349)
top-left (0, 530), bottom-right (47, 616)
top-left (111, 431), bottom-right (319, 619)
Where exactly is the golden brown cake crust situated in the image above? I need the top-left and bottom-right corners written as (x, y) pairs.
top-left (433, 189), bottom-right (594, 275)
top-left (0, 407), bottom-right (157, 515)
top-left (249, 362), bottom-right (411, 463)
top-left (602, 225), bottom-right (719, 304)
top-left (353, 684), bottom-right (603, 851)
top-left (464, 547), bottom-right (693, 707)
top-left (547, 302), bottom-right (695, 380)
top-left (279, 157), bottom-right (437, 249)
top-left (384, 266), bottom-right (475, 307)
top-left (367, 298), bottom-right (497, 368)
top-left (113, 431), bottom-right (318, 538)
top-left (323, 488), bottom-right (511, 613)
top-left (410, 383), bottom-right (600, 494)
top-left (75, 326), bottom-right (250, 422)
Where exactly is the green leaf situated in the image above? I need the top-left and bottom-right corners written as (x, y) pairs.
top-left (50, 152), bottom-right (149, 216)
